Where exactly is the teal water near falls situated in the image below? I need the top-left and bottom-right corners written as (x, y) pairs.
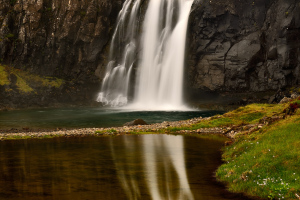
top-left (0, 107), bottom-right (222, 129)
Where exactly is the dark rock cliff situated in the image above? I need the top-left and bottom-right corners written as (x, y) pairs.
top-left (188, 0), bottom-right (300, 93)
top-left (0, 0), bottom-right (122, 80)
top-left (0, 0), bottom-right (123, 109)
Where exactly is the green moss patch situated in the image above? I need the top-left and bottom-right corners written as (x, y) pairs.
top-left (1, 65), bottom-right (64, 93)
top-left (10, 67), bottom-right (64, 90)
top-left (15, 74), bottom-right (34, 93)
top-left (0, 65), bottom-right (9, 86)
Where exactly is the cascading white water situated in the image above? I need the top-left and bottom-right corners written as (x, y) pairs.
top-left (133, 0), bottom-right (193, 110)
top-left (96, 0), bottom-right (141, 107)
top-left (97, 0), bottom-right (193, 110)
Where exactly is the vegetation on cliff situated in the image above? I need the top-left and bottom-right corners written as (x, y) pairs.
top-left (0, 64), bottom-right (64, 93)
top-left (0, 65), bottom-right (9, 86)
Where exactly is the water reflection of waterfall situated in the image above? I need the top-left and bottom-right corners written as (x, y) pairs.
top-left (97, 0), bottom-right (194, 110)
top-left (110, 135), bottom-right (194, 200)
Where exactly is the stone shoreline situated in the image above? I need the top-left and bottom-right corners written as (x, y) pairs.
top-left (0, 114), bottom-right (267, 140)
top-left (0, 116), bottom-right (209, 140)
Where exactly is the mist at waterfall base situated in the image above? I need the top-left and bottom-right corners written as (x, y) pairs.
top-left (97, 0), bottom-right (194, 110)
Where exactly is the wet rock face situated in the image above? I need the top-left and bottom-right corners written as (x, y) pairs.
top-left (0, 0), bottom-right (123, 82)
top-left (188, 0), bottom-right (300, 92)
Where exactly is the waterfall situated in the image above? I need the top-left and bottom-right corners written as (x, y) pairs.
top-left (96, 0), bottom-right (141, 107)
top-left (97, 0), bottom-right (193, 110)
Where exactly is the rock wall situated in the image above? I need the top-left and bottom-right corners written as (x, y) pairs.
top-left (188, 0), bottom-right (300, 92)
top-left (0, 0), bottom-right (123, 82)
top-left (1, 0), bottom-right (300, 109)
top-left (0, 0), bottom-right (124, 109)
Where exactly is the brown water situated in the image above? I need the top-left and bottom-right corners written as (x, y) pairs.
top-left (0, 135), bottom-right (249, 200)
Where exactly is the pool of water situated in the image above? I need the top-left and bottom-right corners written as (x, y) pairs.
top-left (0, 107), bottom-right (222, 129)
top-left (0, 134), bottom-right (251, 200)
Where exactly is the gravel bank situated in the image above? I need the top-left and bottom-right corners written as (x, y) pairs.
top-left (0, 115), bottom-right (266, 140)
top-left (0, 116), bottom-right (210, 140)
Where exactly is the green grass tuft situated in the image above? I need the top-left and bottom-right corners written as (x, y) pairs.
top-left (216, 114), bottom-right (300, 199)
top-left (15, 74), bottom-right (34, 93)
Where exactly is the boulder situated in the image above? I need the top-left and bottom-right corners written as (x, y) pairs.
top-left (280, 97), bottom-right (292, 104)
top-left (124, 119), bottom-right (148, 126)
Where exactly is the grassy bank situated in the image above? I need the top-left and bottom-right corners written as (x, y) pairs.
top-left (150, 98), bottom-right (299, 199)
top-left (212, 102), bottom-right (300, 199)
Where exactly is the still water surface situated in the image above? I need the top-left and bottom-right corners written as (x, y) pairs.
top-left (0, 107), bottom-right (222, 129)
top-left (0, 135), bottom-right (249, 200)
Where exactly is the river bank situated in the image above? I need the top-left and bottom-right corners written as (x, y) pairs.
top-left (0, 115), bottom-right (219, 140)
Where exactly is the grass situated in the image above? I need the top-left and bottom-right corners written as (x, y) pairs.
top-left (9, 67), bottom-right (64, 89)
top-left (95, 129), bottom-right (118, 134)
top-left (15, 74), bottom-right (34, 93)
top-left (216, 105), bottom-right (300, 199)
top-left (0, 65), bottom-right (9, 86)
top-left (166, 103), bottom-right (286, 133)
top-left (1, 134), bottom-right (62, 140)
top-left (0, 64), bottom-right (64, 93)
top-left (157, 100), bottom-right (300, 199)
